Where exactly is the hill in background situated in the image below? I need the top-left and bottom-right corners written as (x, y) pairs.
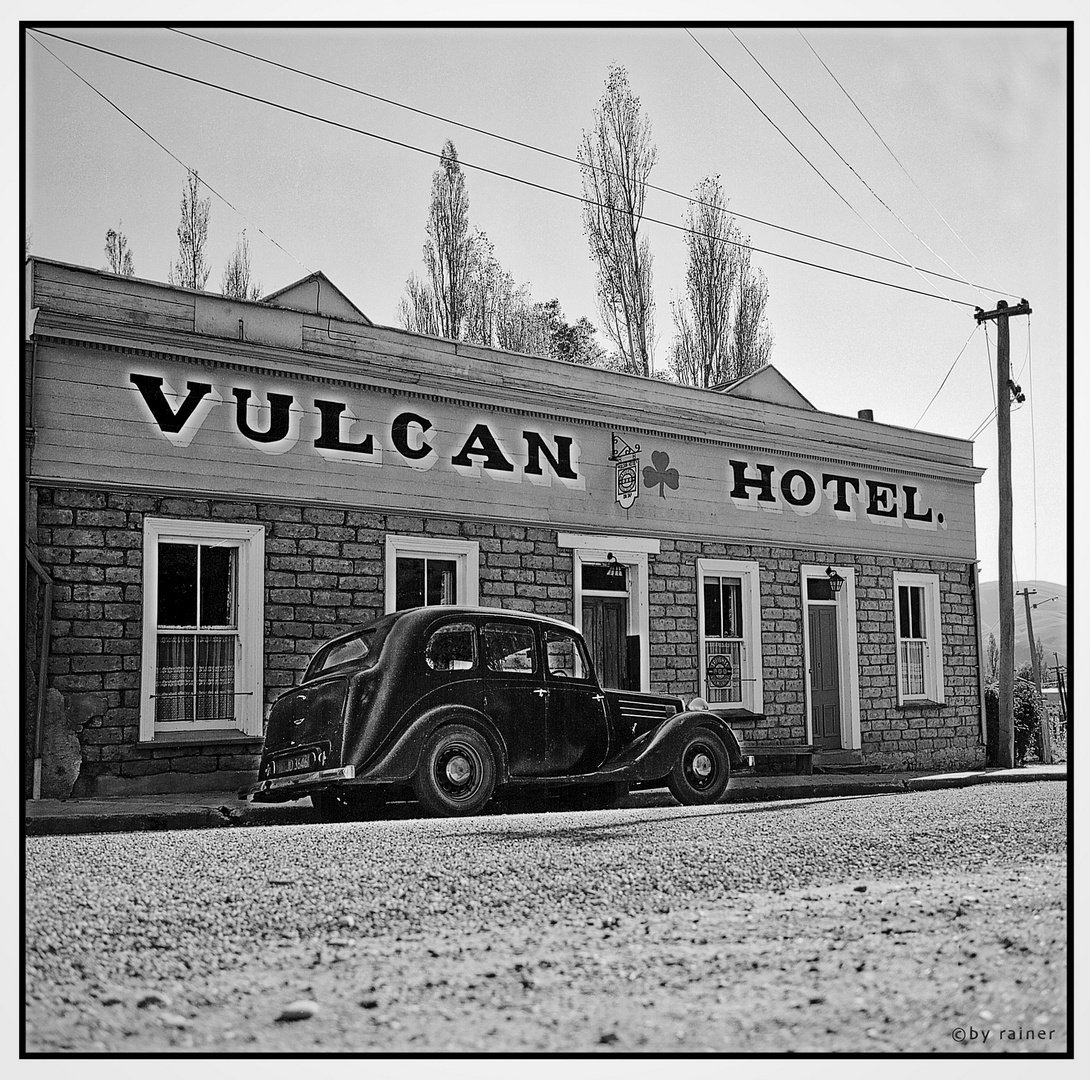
top-left (977, 580), bottom-right (1067, 675)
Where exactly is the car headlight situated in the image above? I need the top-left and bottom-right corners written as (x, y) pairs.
top-left (688, 696), bottom-right (709, 711)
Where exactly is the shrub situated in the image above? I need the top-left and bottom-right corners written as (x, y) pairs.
top-left (984, 678), bottom-right (1044, 765)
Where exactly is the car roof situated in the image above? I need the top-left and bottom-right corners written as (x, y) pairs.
top-left (334, 606), bottom-right (580, 642)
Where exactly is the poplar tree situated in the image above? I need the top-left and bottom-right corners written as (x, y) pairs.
top-left (168, 170), bottom-right (211, 291)
top-left (221, 230), bottom-right (261, 300)
top-left (670, 176), bottom-right (773, 387)
top-left (423, 141), bottom-right (473, 339)
top-left (578, 64), bottom-right (657, 377)
top-left (104, 223), bottom-right (135, 277)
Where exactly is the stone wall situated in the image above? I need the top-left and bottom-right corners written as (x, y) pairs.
top-left (31, 486), bottom-right (983, 795)
top-left (649, 540), bottom-right (984, 770)
top-left (31, 488), bottom-right (576, 796)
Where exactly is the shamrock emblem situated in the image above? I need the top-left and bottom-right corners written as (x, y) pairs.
top-left (643, 450), bottom-right (679, 498)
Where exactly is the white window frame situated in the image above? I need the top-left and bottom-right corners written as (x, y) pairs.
top-left (800, 564), bottom-right (861, 750)
top-left (140, 518), bottom-right (265, 741)
top-left (384, 535), bottom-right (479, 613)
top-left (893, 571), bottom-right (945, 705)
top-left (557, 533), bottom-right (657, 692)
top-left (696, 559), bottom-right (763, 713)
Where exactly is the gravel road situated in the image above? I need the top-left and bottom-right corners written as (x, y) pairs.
top-left (25, 782), bottom-right (1067, 1053)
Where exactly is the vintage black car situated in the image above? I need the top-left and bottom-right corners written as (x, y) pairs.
top-left (248, 607), bottom-right (746, 817)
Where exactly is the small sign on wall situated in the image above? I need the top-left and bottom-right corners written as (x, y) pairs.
top-left (612, 433), bottom-right (641, 509)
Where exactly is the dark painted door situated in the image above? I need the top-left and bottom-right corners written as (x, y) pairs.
top-left (542, 626), bottom-right (611, 775)
top-left (808, 606), bottom-right (842, 749)
top-left (479, 619), bottom-right (548, 775)
top-left (583, 596), bottom-right (629, 690)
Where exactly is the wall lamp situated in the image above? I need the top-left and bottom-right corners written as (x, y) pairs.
top-left (825, 567), bottom-right (846, 595)
top-left (606, 553), bottom-right (626, 580)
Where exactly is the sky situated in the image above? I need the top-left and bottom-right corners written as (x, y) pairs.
top-left (22, 20), bottom-right (1071, 586)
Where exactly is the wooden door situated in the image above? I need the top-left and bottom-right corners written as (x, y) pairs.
top-left (808, 605), bottom-right (842, 749)
top-left (583, 596), bottom-right (628, 689)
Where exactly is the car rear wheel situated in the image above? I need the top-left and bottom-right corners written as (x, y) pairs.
top-left (666, 728), bottom-right (731, 805)
top-left (414, 724), bottom-right (497, 817)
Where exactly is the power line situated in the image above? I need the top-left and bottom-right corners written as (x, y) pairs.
top-left (912, 322), bottom-right (980, 428)
top-left (797, 28), bottom-right (1012, 299)
top-left (26, 27), bottom-right (983, 309)
top-left (726, 28), bottom-right (959, 304)
top-left (29, 33), bottom-right (313, 278)
top-left (167, 26), bottom-right (1013, 298)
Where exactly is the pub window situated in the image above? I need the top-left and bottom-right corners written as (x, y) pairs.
top-left (396, 556), bottom-right (457, 609)
top-left (696, 559), bottom-right (763, 712)
top-left (140, 519), bottom-right (264, 740)
top-left (384, 536), bottom-right (480, 613)
top-left (893, 572), bottom-right (945, 704)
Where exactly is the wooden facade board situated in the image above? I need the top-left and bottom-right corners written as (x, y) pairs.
top-left (30, 346), bottom-right (979, 560)
top-left (28, 262), bottom-right (978, 477)
top-left (31, 264), bottom-right (194, 330)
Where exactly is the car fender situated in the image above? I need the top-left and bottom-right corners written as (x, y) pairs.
top-left (619, 710), bottom-right (743, 783)
top-left (353, 705), bottom-right (510, 785)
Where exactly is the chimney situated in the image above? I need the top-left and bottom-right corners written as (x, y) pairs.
top-left (857, 409), bottom-right (874, 421)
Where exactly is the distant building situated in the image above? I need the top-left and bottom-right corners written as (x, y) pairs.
top-left (24, 259), bottom-right (988, 797)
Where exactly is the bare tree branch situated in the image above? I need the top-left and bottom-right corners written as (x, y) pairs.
top-left (168, 170), bottom-right (211, 291)
top-left (578, 65), bottom-right (657, 377)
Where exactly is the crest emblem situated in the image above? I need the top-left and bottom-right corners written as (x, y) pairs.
top-left (611, 433), bottom-right (641, 509)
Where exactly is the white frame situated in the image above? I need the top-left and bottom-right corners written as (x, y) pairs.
top-left (140, 518), bottom-right (265, 741)
top-left (893, 571), bottom-right (945, 705)
top-left (800, 564), bottom-right (861, 750)
top-left (557, 533), bottom-right (657, 692)
top-left (384, 535), bottom-right (480, 613)
top-left (696, 559), bottom-right (764, 713)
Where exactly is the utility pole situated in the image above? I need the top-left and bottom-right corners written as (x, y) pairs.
top-left (975, 299), bottom-right (1031, 768)
top-left (1017, 587), bottom-right (1052, 763)
top-left (1054, 653), bottom-right (1068, 728)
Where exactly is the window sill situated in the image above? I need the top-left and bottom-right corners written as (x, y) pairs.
top-left (895, 699), bottom-right (947, 709)
top-left (139, 729), bottom-right (264, 748)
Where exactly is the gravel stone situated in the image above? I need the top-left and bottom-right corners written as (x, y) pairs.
top-left (25, 783), bottom-right (1067, 1052)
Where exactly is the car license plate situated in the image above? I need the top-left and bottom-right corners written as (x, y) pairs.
top-left (274, 752), bottom-right (313, 776)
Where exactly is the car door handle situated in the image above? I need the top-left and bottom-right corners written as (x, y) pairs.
top-left (592, 694), bottom-right (606, 702)
top-left (533, 689), bottom-right (549, 697)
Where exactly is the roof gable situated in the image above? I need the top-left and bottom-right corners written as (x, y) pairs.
top-left (262, 271), bottom-right (372, 325)
top-left (714, 364), bottom-right (816, 410)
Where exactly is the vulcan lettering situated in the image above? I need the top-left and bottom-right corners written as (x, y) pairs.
top-left (391, 412), bottom-right (434, 462)
top-left (523, 432), bottom-right (578, 482)
top-left (233, 388), bottom-right (295, 445)
top-left (314, 399), bottom-right (375, 456)
top-left (451, 424), bottom-right (516, 474)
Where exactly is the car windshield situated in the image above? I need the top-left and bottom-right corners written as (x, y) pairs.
top-left (306, 628), bottom-right (380, 679)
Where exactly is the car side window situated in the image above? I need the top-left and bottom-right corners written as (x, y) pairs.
top-left (481, 622), bottom-right (538, 675)
top-left (425, 622), bottom-right (478, 672)
top-left (544, 628), bottom-right (592, 681)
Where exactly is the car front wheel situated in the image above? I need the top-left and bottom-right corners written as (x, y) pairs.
top-left (414, 723), bottom-right (497, 817)
top-left (667, 728), bottom-right (731, 805)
